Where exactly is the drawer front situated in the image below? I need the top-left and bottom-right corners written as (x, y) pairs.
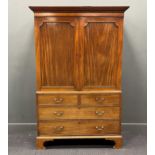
top-left (39, 120), bottom-right (120, 136)
top-left (38, 107), bottom-right (120, 120)
top-left (81, 94), bottom-right (120, 106)
top-left (38, 95), bottom-right (78, 105)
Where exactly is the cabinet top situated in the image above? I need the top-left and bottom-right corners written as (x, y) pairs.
top-left (29, 6), bottom-right (129, 13)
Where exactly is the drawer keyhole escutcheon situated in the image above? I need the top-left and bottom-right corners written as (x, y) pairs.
top-left (96, 126), bottom-right (104, 131)
top-left (53, 111), bottom-right (64, 117)
top-left (53, 97), bottom-right (64, 104)
top-left (95, 111), bottom-right (105, 116)
top-left (54, 126), bottom-right (64, 132)
top-left (95, 97), bottom-right (105, 103)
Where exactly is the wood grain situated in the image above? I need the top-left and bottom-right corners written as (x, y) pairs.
top-left (36, 135), bottom-right (123, 149)
top-left (84, 22), bottom-right (118, 89)
top-left (30, 6), bottom-right (129, 149)
top-left (29, 6), bottom-right (129, 13)
top-left (34, 13), bottom-right (124, 17)
top-left (81, 94), bottom-right (120, 106)
top-left (73, 19), bottom-right (84, 90)
top-left (38, 94), bottom-right (78, 106)
top-left (39, 120), bottom-right (120, 136)
top-left (38, 106), bottom-right (120, 120)
top-left (106, 136), bottom-right (123, 149)
top-left (36, 90), bottom-right (122, 94)
top-left (37, 93), bottom-right (120, 106)
top-left (40, 22), bottom-right (74, 87)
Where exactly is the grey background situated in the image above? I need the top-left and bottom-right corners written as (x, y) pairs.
top-left (8, 0), bottom-right (147, 123)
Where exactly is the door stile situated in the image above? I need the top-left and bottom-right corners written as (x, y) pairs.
top-left (34, 17), bottom-right (42, 90)
top-left (73, 18), bottom-right (86, 90)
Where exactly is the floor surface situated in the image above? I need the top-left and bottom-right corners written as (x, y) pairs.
top-left (8, 125), bottom-right (147, 155)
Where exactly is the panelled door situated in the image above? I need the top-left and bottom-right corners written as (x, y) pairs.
top-left (36, 17), bottom-right (78, 90)
top-left (36, 16), bottom-right (123, 91)
top-left (82, 17), bottom-right (123, 90)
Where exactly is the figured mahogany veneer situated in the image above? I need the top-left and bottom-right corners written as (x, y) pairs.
top-left (30, 6), bottom-right (129, 149)
top-left (37, 94), bottom-right (120, 106)
top-left (38, 94), bottom-right (78, 106)
top-left (81, 94), bottom-right (120, 106)
top-left (38, 106), bottom-right (120, 120)
top-left (39, 120), bottom-right (120, 136)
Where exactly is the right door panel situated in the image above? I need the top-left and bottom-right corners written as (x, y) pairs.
top-left (83, 20), bottom-right (120, 90)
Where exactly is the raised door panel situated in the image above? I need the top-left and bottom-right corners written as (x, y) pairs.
top-left (83, 19), bottom-right (122, 90)
top-left (39, 20), bottom-right (75, 89)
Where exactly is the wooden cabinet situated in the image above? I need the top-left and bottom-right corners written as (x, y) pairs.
top-left (30, 6), bottom-right (129, 149)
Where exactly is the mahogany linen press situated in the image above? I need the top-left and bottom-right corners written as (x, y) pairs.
top-left (29, 6), bottom-right (129, 149)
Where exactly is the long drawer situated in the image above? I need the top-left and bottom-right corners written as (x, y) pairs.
top-left (38, 106), bottom-right (120, 120)
top-left (39, 120), bottom-right (120, 136)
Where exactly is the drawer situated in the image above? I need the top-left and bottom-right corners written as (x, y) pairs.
top-left (38, 107), bottom-right (120, 120)
top-left (38, 94), bottom-right (78, 106)
top-left (81, 94), bottom-right (120, 106)
top-left (39, 120), bottom-right (120, 136)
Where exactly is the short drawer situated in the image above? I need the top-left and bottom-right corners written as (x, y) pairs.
top-left (38, 94), bottom-right (78, 106)
top-left (38, 107), bottom-right (120, 120)
top-left (39, 120), bottom-right (120, 136)
top-left (81, 94), bottom-right (120, 106)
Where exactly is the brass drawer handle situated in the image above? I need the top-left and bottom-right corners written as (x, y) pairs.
top-left (53, 97), bottom-right (64, 104)
top-left (95, 97), bottom-right (105, 103)
top-left (95, 111), bottom-right (105, 116)
top-left (96, 126), bottom-right (104, 131)
top-left (53, 111), bottom-right (64, 117)
top-left (54, 126), bottom-right (64, 132)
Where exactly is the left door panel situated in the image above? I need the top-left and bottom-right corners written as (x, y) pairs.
top-left (36, 17), bottom-right (76, 90)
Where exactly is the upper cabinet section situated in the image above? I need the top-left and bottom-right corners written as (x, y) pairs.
top-left (30, 6), bottom-right (129, 91)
